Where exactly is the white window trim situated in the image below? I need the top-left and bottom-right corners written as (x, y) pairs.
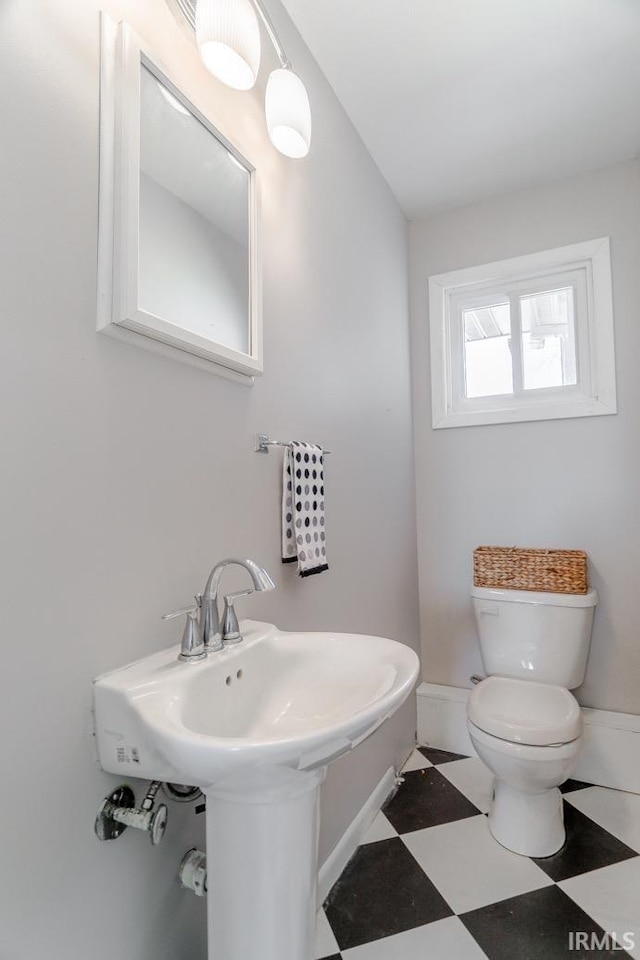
top-left (428, 237), bottom-right (617, 429)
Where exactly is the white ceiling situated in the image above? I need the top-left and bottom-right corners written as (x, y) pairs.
top-left (281, 0), bottom-right (640, 218)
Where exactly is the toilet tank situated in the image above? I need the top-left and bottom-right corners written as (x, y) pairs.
top-left (471, 586), bottom-right (598, 688)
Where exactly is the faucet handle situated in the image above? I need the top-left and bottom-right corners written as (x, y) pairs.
top-left (162, 604), bottom-right (206, 663)
top-left (224, 588), bottom-right (253, 603)
top-left (161, 604), bottom-right (199, 621)
top-left (221, 589), bottom-right (253, 645)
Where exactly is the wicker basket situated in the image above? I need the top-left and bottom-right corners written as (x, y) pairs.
top-left (473, 546), bottom-right (588, 595)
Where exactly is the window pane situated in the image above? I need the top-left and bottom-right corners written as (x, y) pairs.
top-left (521, 287), bottom-right (577, 390)
top-left (463, 302), bottom-right (513, 398)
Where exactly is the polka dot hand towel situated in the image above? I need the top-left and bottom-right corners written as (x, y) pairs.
top-left (282, 440), bottom-right (328, 577)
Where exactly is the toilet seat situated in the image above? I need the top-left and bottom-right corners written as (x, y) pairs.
top-left (468, 676), bottom-right (581, 746)
top-left (468, 720), bottom-right (581, 763)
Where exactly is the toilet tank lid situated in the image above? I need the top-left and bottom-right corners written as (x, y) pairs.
top-left (471, 586), bottom-right (598, 608)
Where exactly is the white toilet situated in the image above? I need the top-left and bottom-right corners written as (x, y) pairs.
top-left (467, 585), bottom-right (598, 857)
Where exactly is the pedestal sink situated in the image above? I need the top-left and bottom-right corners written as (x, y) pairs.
top-left (93, 619), bottom-right (419, 960)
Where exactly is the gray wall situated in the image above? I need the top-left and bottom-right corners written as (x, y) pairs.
top-left (410, 159), bottom-right (640, 715)
top-left (0, 2), bottom-right (418, 957)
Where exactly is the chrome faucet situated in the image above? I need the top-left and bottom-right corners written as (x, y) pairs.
top-left (199, 558), bottom-right (275, 652)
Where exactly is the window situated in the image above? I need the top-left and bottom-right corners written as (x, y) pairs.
top-left (428, 238), bottom-right (617, 429)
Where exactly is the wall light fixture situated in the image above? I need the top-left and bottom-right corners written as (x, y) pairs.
top-left (167, 0), bottom-right (312, 158)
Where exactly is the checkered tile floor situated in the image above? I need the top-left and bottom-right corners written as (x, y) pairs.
top-left (315, 747), bottom-right (640, 959)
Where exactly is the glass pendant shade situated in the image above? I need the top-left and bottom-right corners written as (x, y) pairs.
top-left (195, 0), bottom-right (261, 91)
top-left (265, 68), bottom-right (312, 159)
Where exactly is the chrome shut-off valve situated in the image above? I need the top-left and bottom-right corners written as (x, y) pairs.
top-left (95, 781), bottom-right (168, 845)
top-left (179, 848), bottom-right (207, 896)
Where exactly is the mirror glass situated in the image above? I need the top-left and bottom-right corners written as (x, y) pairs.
top-left (138, 64), bottom-right (251, 355)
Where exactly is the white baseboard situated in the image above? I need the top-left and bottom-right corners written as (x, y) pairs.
top-left (417, 681), bottom-right (640, 795)
top-left (575, 706), bottom-right (640, 794)
top-left (417, 682), bottom-right (478, 758)
top-left (317, 766), bottom-right (396, 905)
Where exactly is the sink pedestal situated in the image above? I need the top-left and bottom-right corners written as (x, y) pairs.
top-left (205, 765), bottom-right (326, 960)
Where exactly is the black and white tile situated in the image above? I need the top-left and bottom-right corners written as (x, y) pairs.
top-left (315, 747), bottom-right (640, 959)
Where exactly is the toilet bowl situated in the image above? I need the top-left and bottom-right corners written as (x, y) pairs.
top-left (468, 676), bottom-right (582, 857)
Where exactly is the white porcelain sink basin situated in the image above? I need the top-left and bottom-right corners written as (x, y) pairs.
top-left (94, 619), bottom-right (419, 788)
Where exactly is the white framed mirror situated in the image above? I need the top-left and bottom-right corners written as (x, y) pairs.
top-left (97, 16), bottom-right (262, 380)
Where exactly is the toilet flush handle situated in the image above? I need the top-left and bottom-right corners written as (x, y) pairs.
top-left (478, 604), bottom-right (499, 616)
